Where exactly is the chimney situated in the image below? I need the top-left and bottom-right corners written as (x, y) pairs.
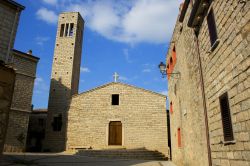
top-left (27, 50), bottom-right (32, 55)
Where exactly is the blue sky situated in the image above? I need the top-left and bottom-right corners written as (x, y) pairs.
top-left (14, 0), bottom-right (182, 109)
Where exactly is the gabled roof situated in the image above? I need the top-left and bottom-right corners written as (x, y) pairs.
top-left (73, 82), bottom-right (166, 98)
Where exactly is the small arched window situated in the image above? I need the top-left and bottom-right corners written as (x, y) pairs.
top-left (173, 46), bottom-right (176, 52)
top-left (170, 57), bottom-right (173, 65)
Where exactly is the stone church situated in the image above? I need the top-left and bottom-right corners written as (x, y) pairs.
top-left (44, 12), bottom-right (169, 157)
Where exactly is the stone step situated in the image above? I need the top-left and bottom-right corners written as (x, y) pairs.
top-left (82, 155), bottom-right (167, 160)
top-left (78, 151), bottom-right (164, 156)
top-left (76, 149), bottom-right (168, 161)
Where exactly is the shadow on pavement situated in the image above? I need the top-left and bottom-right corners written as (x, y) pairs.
top-left (1, 153), bottom-right (175, 166)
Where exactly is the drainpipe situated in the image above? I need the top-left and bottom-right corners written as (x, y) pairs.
top-left (6, 8), bottom-right (20, 64)
top-left (194, 31), bottom-right (212, 166)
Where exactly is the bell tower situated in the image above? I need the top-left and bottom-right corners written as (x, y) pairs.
top-left (44, 12), bottom-right (84, 152)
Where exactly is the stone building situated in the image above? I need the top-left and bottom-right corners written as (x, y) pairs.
top-left (66, 82), bottom-right (169, 156)
top-left (166, 0), bottom-right (249, 166)
top-left (0, 64), bottom-right (15, 155)
top-left (0, 0), bottom-right (24, 63)
top-left (44, 12), bottom-right (169, 157)
top-left (0, 0), bottom-right (24, 154)
top-left (0, 0), bottom-right (39, 153)
top-left (4, 50), bottom-right (39, 152)
top-left (26, 109), bottom-right (47, 152)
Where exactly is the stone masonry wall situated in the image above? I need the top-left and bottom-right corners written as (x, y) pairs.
top-left (66, 82), bottom-right (169, 157)
top-left (4, 110), bottom-right (29, 152)
top-left (44, 12), bottom-right (84, 152)
top-left (198, 1), bottom-right (250, 165)
top-left (166, 4), bottom-right (209, 166)
top-left (0, 65), bottom-right (15, 154)
top-left (0, 2), bottom-right (21, 63)
top-left (167, 0), bottom-right (250, 165)
top-left (4, 51), bottom-right (39, 152)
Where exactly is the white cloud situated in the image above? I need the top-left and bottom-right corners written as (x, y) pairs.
top-left (142, 63), bottom-right (155, 73)
top-left (34, 77), bottom-right (49, 94)
top-left (142, 69), bottom-right (151, 73)
top-left (35, 36), bottom-right (50, 46)
top-left (119, 75), bottom-right (128, 81)
top-left (36, 8), bottom-right (58, 24)
top-left (160, 90), bottom-right (168, 96)
top-left (42, 0), bottom-right (58, 5)
top-left (34, 77), bottom-right (43, 86)
top-left (80, 67), bottom-right (90, 73)
top-left (67, 0), bottom-right (182, 44)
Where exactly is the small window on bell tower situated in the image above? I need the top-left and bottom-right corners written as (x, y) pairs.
top-left (60, 24), bottom-right (65, 37)
top-left (65, 23), bottom-right (69, 36)
top-left (69, 23), bottom-right (74, 36)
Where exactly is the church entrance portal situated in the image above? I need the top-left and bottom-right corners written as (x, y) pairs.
top-left (109, 121), bottom-right (122, 145)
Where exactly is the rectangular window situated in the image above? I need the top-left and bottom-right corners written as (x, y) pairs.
top-left (65, 23), bottom-right (69, 37)
top-left (112, 94), bottom-right (119, 105)
top-left (60, 24), bottom-right (65, 37)
top-left (178, 128), bottom-right (181, 147)
top-left (52, 114), bottom-right (62, 131)
top-left (219, 92), bottom-right (234, 142)
top-left (69, 23), bottom-right (74, 36)
top-left (207, 8), bottom-right (218, 47)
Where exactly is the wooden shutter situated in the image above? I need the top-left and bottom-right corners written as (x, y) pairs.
top-left (207, 9), bottom-right (218, 46)
top-left (172, 46), bottom-right (177, 66)
top-left (219, 92), bottom-right (234, 142)
top-left (178, 128), bottom-right (181, 147)
top-left (170, 102), bottom-right (173, 114)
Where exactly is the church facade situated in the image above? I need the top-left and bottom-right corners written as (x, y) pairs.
top-left (66, 82), bottom-right (168, 156)
top-left (44, 11), bottom-right (169, 157)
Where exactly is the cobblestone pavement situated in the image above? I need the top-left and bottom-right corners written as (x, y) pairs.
top-left (1, 153), bottom-right (176, 166)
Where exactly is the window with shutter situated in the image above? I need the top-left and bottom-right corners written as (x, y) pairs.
top-left (178, 128), bottom-right (181, 147)
top-left (170, 102), bottom-right (173, 114)
top-left (207, 8), bottom-right (218, 47)
top-left (219, 92), bottom-right (234, 142)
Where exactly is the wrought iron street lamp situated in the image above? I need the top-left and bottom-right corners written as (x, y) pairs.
top-left (158, 61), bottom-right (180, 78)
top-left (158, 62), bottom-right (167, 78)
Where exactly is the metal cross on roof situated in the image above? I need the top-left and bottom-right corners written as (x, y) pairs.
top-left (113, 72), bottom-right (119, 82)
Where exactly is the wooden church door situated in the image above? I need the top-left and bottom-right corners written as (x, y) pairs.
top-left (109, 121), bottom-right (122, 145)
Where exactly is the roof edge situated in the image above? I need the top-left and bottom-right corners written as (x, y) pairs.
top-left (5, 0), bottom-right (25, 10)
top-left (13, 49), bottom-right (40, 61)
top-left (73, 82), bottom-right (167, 98)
